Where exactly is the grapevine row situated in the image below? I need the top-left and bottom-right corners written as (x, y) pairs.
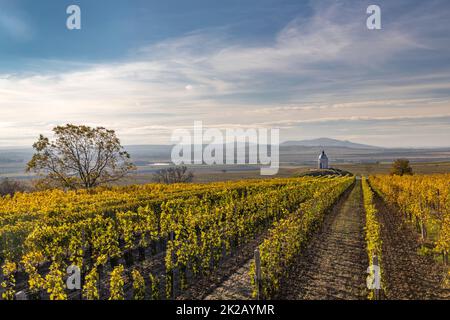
top-left (362, 177), bottom-right (383, 299)
top-left (369, 174), bottom-right (449, 263)
top-left (0, 177), bottom-right (329, 299)
top-left (250, 177), bottom-right (354, 299)
top-left (163, 177), bottom-right (337, 298)
top-left (0, 178), bottom-right (306, 263)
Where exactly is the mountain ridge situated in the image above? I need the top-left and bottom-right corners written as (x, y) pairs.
top-left (281, 138), bottom-right (382, 149)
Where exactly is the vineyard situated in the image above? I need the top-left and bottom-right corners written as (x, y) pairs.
top-left (369, 174), bottom-right (450, 299)
top-left (369, 174), bottom-right (450, 261)
top-left (0, 174), bottom-right (449, 300)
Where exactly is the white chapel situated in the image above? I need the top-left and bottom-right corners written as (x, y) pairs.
top-left (318, 150), bottom-right (329, 169)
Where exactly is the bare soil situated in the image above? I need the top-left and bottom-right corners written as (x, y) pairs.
top-left (177, 232), bottom-right (265, 300)
top-left (374, 194), bottom-right (450, 300)
top-left (279, 181), bottom-right (368, 300)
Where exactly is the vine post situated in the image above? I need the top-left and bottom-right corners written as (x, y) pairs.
top-left (254, 247), bottom-right (262, 300)
top-left (15, 291), bottom-right (28, 300)
top-left (373, 255), bottom-right (380, 300)
top-left (169, 231), bottom-right (175, 299)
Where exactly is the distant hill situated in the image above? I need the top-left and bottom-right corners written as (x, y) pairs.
top-left (281, 138), bottom-right (381, 150)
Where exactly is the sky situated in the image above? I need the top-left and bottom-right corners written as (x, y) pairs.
top-left (0, 0), bottom-right (450, 148)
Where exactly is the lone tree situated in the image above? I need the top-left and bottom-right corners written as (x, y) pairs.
top-left (390, 159), bottom-right (413, 176)
top-left (27, 124), bottom-right (135, 189)
top-left (153, 166), bottom-right (193, 184)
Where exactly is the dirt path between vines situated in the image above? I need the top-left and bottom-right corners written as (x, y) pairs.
top-left (177, 231), bottom-right (266, 300)
top-left (374, 194), bottom-right (450, 300)
top-left (203, 260), bottom-right (253, 300)
top-left (280, 180), bottom-right (368, 300)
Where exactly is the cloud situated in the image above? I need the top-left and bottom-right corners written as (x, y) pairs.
top-left (0, 0), bottom-right (449, 147)
top-left (251, 113), bottom-right (450, 127)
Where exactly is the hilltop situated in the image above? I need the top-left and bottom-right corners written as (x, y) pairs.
top-left (297, 168), bottom-right (353, 177)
